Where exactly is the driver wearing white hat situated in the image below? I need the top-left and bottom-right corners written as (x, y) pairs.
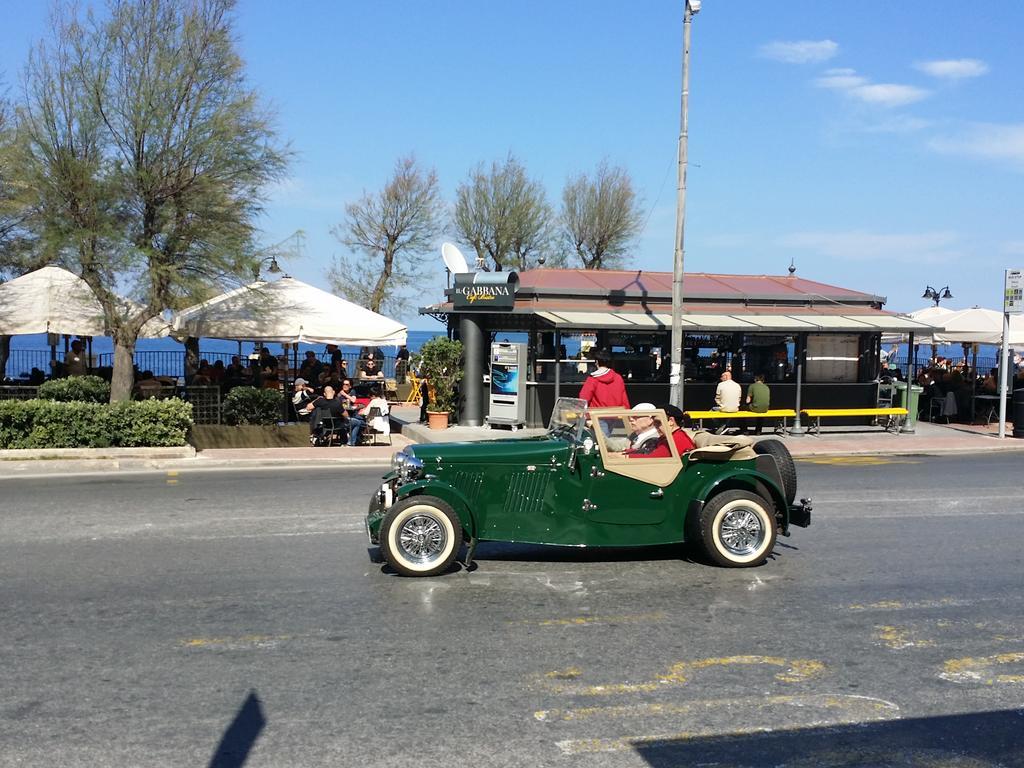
top-left (623, 403), bottom-right (669, 457)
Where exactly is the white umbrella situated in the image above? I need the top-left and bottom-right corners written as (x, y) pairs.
top-left (171, 276), bottom-right (407, 346)
top-left (929, 306), bottom-right (1024, 345)
top-left (0, 265), bottom-right (168, 338)
top-left (881, 305), bottom-right (956, 344)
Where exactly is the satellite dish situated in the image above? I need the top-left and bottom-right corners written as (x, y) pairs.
top-left (441, 242), bottom-right (472, 275)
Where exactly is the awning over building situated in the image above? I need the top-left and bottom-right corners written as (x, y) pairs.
top-left (533, 310), bottom-right (940, 335)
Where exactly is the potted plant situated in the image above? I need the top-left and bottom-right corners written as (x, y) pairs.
top-left (413, 336), bottom-right (464, 430)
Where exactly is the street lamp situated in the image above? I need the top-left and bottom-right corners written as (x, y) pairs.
top-left (921, 285), bottom-right (952, 307)
top-left (252, 255), bottom-right (283, 281)
top-left (669, 0), bottom-right (699, 409)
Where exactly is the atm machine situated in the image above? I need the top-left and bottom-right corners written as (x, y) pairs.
top-left (486, 342), bottom-right (528, 430)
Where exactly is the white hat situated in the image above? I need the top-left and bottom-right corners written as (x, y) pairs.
top-left (631, 402), bottom-right (657, 412)
top-left (294, 377), bottom-right (307, 386)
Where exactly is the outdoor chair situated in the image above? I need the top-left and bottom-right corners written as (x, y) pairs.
top-left (313, 416), bottom-right (348, 447)
top-left (929, 391), bottom-right (957, 423)
top-left (383, 377), bottom-right (399, 402)
top-left (362, 406), bottom-right (392, 446)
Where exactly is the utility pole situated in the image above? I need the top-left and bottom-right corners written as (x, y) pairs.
top-left (669, 0), bottom-right (699, 408)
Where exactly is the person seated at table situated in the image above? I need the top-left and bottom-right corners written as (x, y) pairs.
top-left (347, 385), bottom-right (390, 446)
top-left (299, 351), bottom-right (324, 382)
top-left (304, 385), bottom-right (347, 444)
top-left (133, 370), bottom-right (164, 399)
top-left (210, 360), bottom-right (226, 384)
top-left (192, 361), bottom-right (215, 385)
top-left (225, 355), bottom-right (245, 379)
top-left (28, 367), bottom-right (46, 385)
top-left (982, 368), bottom-right (999, 394)
top-left (622, 403), bottom-right (671, 458)
top-left (338, 378), bottom-right (358, 410)
top-left (358, 350), bottom-right (384, 380)
top-left (291, 377), bottom-right (315, 420)
top-left (660, 403), bottom-right (696, 455)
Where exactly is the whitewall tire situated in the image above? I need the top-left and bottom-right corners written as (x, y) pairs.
top-left (700, 490), bottom-right (776, 567)
top-left (380, 496), bottom-right (462, 577)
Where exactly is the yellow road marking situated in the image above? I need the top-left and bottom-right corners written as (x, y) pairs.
top-left (514, 611), bottom-right (666, 627)
top-left (847, 597), bottom-right (965, 611)
top-left (536, 655), bottom-right (826, 696)
top-left (545, 667), bottom-right (582, 680)
top-left (940, 651), bottom-right (1024, 684)
top-left (535, 692), bottom-right (899, 723)
top-left (166, 470), bottom-right (179, 485)
top-left (180, 634), bottom-right (290, 649)
top-left (874, 625), bottom-right (936, 650)
top-left (797, 456), bottom-right (921, 466)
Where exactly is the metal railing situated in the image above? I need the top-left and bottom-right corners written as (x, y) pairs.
top-left (5, 348), bottom-right (400, 380)
top-left (0, 385), bottom-right (40, 401)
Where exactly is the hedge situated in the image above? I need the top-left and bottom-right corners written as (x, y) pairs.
top-left (222, 386), bottom-right (282, 426)
top-left (37, 375), bottom-right (111, 403)
top-left (0, 398), bottom-right (193, 449)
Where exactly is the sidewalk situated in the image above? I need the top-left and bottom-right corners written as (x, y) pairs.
top-left (1, 406), bottom-right (1021, 477)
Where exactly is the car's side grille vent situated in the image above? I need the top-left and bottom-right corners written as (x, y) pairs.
top-left (453, 471), bottom-right (484, 507)
top-left (504, 471), bottom-right (550, 516)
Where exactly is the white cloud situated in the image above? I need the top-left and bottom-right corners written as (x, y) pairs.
top-left (778, 230), bottom-right (961, 264)
top-left (928, 123), bottom-right (1024, 167)
top-left (849, 83), bottom-right (930, 107)
top-left (813, 67), bottom-right (929, 108)
top-left (814, 68), bottom-right (867, 90)
top-left (914, 58), bottom-right (989, 80)
top-left (859, 115), bottom-right (932, 134)
top-left (759, 39), bottom-right (838, 64)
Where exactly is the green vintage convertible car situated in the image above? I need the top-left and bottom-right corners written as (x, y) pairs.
top-left (365, 398), bottom-right (811, 576)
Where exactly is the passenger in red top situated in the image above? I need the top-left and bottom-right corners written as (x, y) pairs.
top-left (661, 403), bottom-right (696, 455)
top-left (623, 403), bottom-right (671, 459)
top-left (578, 349), bottom-right (630, 409)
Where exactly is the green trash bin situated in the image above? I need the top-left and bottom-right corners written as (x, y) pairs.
top-left (894, 381), bottom-right (922, 428)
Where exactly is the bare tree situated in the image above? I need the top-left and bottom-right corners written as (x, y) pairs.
top-left (560, 161), bottom-right (644, 270)
top-left (328, 155), bottom-right (444, 316)
top-left (453, 154), bottom-right (558, 272)
top-left (13, 0), bottom-right (288, 400)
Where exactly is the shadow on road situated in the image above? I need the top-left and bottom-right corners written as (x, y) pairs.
top-left (208, 690), bottom-right (265, 768)
top-left (634, 707), bottom-right (1024, 767)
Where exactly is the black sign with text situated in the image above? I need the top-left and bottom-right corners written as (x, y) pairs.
top-left (452, 272), bottom-right (518, 311)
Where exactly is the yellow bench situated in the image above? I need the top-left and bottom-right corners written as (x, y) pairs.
top-left (799, 407), bottom-right (908, 436)
top-left (683, 409), bottom-right (798, 434)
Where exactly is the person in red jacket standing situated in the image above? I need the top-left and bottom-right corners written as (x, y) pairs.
top-left (578, 348), bottom-right (630, 409)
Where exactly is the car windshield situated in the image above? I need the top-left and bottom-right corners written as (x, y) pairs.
top-left (547, 397), bottom-right (588, 442)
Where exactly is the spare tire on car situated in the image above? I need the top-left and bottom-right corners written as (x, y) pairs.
top-left (753, 439), bottom-right (797, 505)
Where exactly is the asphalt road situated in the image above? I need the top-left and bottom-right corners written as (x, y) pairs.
top-left (1, 454), bottom-right (1023, 767)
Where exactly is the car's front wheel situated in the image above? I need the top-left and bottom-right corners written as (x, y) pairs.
top-left (700, 490), bottom-right (777, 567)
top-left (380, 496), bottom-right (463, 577)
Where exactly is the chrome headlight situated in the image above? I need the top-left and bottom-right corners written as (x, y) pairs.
top-left (391, 448), bottom-right (423, 483)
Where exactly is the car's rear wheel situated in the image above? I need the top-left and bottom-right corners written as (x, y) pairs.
top-left (753, 438), bottom-right (797, 505)
top-left (380, 496), bottom-right (462, 577)
top-left (700, 490), bottom-right (776, 567)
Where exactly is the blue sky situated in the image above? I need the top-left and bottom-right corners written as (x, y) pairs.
top-left (3, 1), bottom-right (1023, 328)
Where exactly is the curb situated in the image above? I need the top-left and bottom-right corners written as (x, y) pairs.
top-left (0, 454), bottom-right (392, 478)
top-left (0, 446), bottom-right (196, 461)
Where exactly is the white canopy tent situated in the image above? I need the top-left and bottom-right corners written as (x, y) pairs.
top-left (171, 276), bottom-right (407, 346)
top-left (0, 265), bottom-right (167, 337)
top-left (882, 305), bottom-right (956, 344)
top-left (929, 306), bottom-right (1024, 346)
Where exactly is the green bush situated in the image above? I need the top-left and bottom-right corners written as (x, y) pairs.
top-left (37, 375), bottom-right (111, 403)
top-left (0, 398), bottom-right (192, 449)
top-left (221, 386), bottom-right (282, 426)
